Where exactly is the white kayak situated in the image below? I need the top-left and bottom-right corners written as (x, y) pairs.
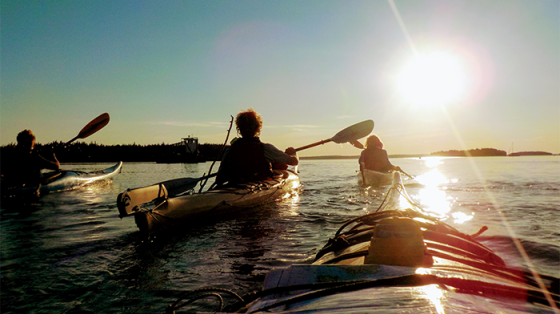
top-left (2, 161), bottom-right (123, 198)
top-left (167, 172), bottom-right (559, 313)
top-left (117, 170), bottom-right (301, 236)
top-left (357, 168), bottom-right (393, 186)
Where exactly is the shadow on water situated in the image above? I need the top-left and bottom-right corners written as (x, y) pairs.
top-left (93, 202), bottom-right (298, 313)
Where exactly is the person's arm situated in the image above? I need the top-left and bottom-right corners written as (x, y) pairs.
top-left (358, 151), bottom-right (365, 171)
top-left (38, 152), bottom-right (60, 171)
top-left (263, 144), bottom-right (298, 166)
top-left (283, 147), bottom-right (299, 166)
top-left (52, 153), bottom-right (60, 170)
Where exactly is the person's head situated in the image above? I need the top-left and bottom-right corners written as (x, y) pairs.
top-left (235, 108), bottom-right (263, 138)
top-left (17, 129), bottom-right (36, 151)
top-left (366, 135), bottom-right (383, 149)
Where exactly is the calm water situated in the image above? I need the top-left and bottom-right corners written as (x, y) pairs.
top-left (1, 156), bottom-right (559, 313)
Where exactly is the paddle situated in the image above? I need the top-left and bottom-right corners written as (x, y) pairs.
top-left (294, 120), bottom-right (374, 152)
top-left (65, 113), bottom-right (110, 145)
top-left (395, 167), bottom-right (415, 180)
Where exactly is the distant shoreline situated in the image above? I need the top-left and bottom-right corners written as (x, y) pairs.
top-left (300, 153), bottom-right (557, 160)
top-left (300, 154), bottom-right (428, 160)
top-left (1, 142), bottom-right (556, 163)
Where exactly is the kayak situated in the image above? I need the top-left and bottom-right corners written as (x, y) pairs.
top-left (357, 168), bottom-right (393, 186)
top-left (242, 172), bottom-right (559, 313)
top-left (117, 169), bottom-right (301, 236)
top-left (168, 172), bottom-right (559, 313)
top-left (2, 161), bottom-right (123, 198)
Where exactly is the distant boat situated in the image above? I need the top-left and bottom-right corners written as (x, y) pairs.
top-left (156, 136), bottom-right (205, 163)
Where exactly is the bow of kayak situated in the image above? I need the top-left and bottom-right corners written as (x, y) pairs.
top-left (40, 161), bottom-right (123, 193)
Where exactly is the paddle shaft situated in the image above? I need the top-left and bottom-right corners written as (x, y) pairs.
top-left (399, 169), bottom-right (415, 180)
top-left (293, 120), bottom-right (374, 152)
top-left (65, 135), bottom-right (81, 145)
top-left (294, 139), bottom-right (332, 152)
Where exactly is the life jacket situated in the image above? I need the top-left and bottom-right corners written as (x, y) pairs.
top-left (222, 137), bottom-right (272, 184)
top-left (2, 149), bottom-right (43, 187)
top-left (361, 147), bottom-right (392, 172)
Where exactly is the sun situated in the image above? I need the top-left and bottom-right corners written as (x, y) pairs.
top-left (397, 52), bottom-right (468, 107)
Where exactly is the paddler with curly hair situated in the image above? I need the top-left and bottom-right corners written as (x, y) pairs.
top-left (215, 109), bottom-right (298, 186)
top-left (359, 135), bottom-right (401, 173)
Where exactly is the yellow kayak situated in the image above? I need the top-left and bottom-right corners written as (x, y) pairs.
top-left (118, 170), bottom-right (301, 236)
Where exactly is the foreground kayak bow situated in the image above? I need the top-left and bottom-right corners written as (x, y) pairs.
top-left (165, 172), bottom-right (560, 313)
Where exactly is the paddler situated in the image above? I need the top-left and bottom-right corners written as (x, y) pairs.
top-left (215, 109), bottom-right (298, 186)
top-left (359, 135), bottom-right (401, 173)
top-left (1, 129), bottom-right (60, 192)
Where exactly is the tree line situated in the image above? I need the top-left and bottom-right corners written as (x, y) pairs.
top-left (430, 148), bottom-right (507, 157)
top-left (0, 142), bottom-right (225, 163)
top-left (430, 148), bottom-right (555, 157)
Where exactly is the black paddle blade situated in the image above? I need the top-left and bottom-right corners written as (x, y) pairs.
top-left (331, 120), bottom-right (374, 144)
top-left (78, 113), bottom-right (110, 139)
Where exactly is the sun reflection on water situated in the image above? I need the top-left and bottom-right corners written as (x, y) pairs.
top-left (414, 168), bottom-right (451, 217)
top-left (284, 193), bottom-right (300, 216)
top-left (413, 158), bottom-right (473, 224)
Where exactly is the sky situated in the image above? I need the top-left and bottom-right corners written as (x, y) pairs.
top-left (2, 0), bottom-right (559, 156)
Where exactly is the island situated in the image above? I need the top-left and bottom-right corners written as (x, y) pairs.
top-left (508, 151), bottom-right (553, 156)
top-left (430, 148), bottom-right (507, 157)
top-left (431, 148), bottom-right (556, 157)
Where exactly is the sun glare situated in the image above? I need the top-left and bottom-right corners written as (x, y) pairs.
top-left (397, 52), bottom-right (468, 107)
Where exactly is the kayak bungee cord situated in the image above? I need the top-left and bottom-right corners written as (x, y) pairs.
top-left (334, 180), bottom-right (430, 238)
top-left (332, 192), bottom-right (396, 238)
top-left (165, 287), bottom-right (243, 314)
top-left (207, 181), bottom-right (288, 209)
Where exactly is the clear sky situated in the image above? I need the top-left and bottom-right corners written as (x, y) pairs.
top-left (2, 0), bottom-right (558, 156)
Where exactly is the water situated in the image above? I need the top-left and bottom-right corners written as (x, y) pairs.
top-left (1, 156), bottom-right (559, 313)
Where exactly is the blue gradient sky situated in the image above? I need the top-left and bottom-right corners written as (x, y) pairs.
top-left (2, 0), bottom-right (558, 156)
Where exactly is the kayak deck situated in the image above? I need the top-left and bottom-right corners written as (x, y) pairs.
top-left (127, 170), bottom-right (301, 235)
top-left (357, 168), bottom-right (393, 186)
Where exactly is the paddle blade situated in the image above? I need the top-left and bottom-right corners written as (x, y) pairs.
top-left (78, 113), bottom-right (110, 139)
top-left (330, 120), bottom-right (374, 144)
top-left (350, 140), bottom-right (364, 149)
